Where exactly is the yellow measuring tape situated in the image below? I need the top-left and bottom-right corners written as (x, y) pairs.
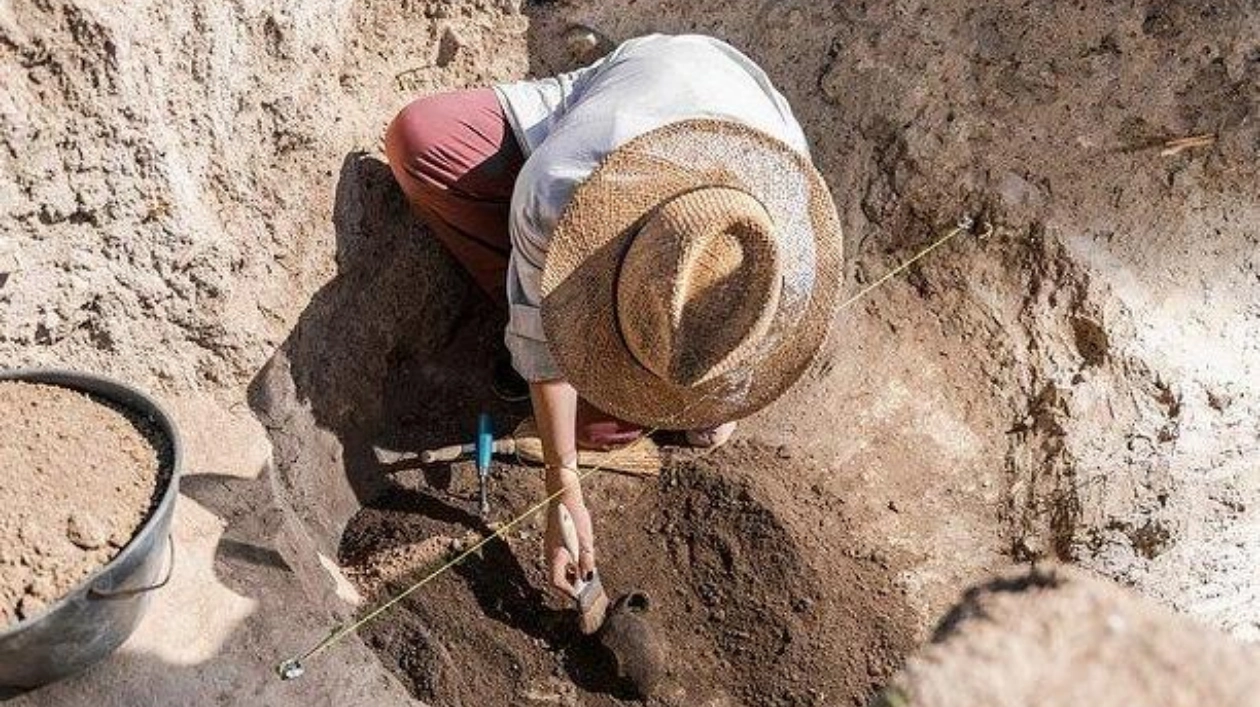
top-left (276, 217), bottom-right (981, 679)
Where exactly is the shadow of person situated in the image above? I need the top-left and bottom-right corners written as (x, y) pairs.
top-left (247, 150), bottom-right (529, 549)
top-left (348, 482), bottom-right (633, 699)
top-left (2, 459), bottom-right (415, 707)
top-left (248, 147), bottom-right (621, 697)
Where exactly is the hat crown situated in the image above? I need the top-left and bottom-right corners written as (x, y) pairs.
top-left (616, 187), bottom-right (783, 387)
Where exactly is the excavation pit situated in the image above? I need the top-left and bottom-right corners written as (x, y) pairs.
top-left (5, 0), bottom-right (1260, 704)
top-left (338, 443), bottom-right (916, 706)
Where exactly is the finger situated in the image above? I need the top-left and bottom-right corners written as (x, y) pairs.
top-left (578, 545), bottom-right (596, 578)
top-left (549, 547), bottom-right (578, 599)
top-left (567, 501), bottom-right (597, 578)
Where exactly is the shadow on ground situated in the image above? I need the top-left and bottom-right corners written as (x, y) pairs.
top-left (247, 150), bottom-right (530, 545)
top-left (4, 456), bottom-right (412, 706)
top-left (245, 146), bottom-right (582, 700)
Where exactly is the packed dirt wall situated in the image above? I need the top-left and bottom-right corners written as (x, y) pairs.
top-left (2, 0), bottom-right (1258, 704)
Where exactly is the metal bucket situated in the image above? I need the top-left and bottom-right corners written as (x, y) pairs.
top-left (0, 369), bottom-right (181, 689)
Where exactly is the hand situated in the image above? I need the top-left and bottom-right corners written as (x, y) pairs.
top-left (544, 465), bottom-right (596, 599)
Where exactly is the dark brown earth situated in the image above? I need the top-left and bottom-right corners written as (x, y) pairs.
top-left (2, 0), bottom-right (1259, 706)
top-left (340, 442), bottom-right (915, 706)
top-left (0, 381), bottom-right (166, 624)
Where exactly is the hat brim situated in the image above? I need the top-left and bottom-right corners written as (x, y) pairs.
top-left (540, 119), bottom-right (843, 429)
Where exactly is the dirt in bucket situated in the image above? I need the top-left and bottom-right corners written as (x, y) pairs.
top-left (340, 442), bottom-right (916, 706)
top-left (0, 381), bottom-right (168, 624)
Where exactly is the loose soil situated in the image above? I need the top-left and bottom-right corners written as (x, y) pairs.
top-left (3, 0), bottom-right (1259, 705)
top-left (340, 442), bottom-right (915, 706)
top-left (0, 381), bottom-right (165, 624)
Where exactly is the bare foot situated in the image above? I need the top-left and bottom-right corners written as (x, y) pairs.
top-left (684, 421), bottom-right (737, 449)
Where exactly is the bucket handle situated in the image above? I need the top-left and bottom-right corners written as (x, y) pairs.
top-left (89, 534), bottom-right (175, 599)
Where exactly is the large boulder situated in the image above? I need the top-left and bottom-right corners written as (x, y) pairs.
top-left (880, 565), bottom-right (1260, 707)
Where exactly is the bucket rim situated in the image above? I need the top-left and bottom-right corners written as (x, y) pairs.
top-left (0, 367), bottom-right (183, 636)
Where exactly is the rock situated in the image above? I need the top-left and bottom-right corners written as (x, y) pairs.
top-left (67, 511), bottom-right (110, 550)
top-left (17, 593), bottom-right (47, 620)
top-left (996, 171), bottom-right (1046, 209)
top-left (436, 26), bottom-right (465, 67)
top-left (878, 565), bottom-right (1260, 707)
top-left (1012, 535), bottom-right (1045, 561)
top-left (1206, 386), bottom-right (1234, 411)
top-left (563, 24), bottom-right (603, 61)
top-left (25, 574), bottom-right (56, 603)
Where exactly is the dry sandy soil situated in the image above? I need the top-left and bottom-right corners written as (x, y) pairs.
top-left (0, 381), bottom-right (165, 624)
top-left (2, 0), bottom-right (1258, 704)
top-left (880, 564), bottom-right (1260, 707)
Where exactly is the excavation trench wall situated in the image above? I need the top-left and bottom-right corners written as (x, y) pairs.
top-left (2, 0), bottom-right (1259, 704)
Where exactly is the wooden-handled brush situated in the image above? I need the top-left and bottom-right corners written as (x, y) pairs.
top-left (556, 502), bottom-right (609, 635)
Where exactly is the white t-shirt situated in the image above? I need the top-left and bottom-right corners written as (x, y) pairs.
top-left (493, 34), bottom-right (809, 381)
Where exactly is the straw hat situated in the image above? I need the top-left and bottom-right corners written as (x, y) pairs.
top-left (540, 119), bottom-right (843, 429)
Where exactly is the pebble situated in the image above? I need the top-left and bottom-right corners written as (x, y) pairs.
top-left (819, 57), bottom-right (846, 105)
top-left (17, 594), bottom-right (46, 620)
top-left (436, 26), bottom-right (465, 67)
top-left (26, 574), bottom-right (56, 602)
top-left (563, 24), bottom-right (602, 61)
top-left (66, 511), bottom-right (110, 550)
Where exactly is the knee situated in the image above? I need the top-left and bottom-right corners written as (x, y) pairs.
top-left (384, 94), bottom-right (463, 187)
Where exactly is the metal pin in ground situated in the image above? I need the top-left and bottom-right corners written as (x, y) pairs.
top-left (277, 658), bottom-right (305, 680)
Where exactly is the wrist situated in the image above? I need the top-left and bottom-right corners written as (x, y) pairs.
top-left (544, 463), bottom-right (581, 497)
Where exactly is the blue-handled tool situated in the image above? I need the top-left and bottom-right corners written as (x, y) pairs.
top-left (475, 411), bottom-right (493, 517)
top-left (386, 412), bottom-right (505, 517)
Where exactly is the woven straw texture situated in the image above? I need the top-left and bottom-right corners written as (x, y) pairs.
top-left (540, 119), bottom-right (843, 429)
top-left (616, 186), bottom-right (783, 386)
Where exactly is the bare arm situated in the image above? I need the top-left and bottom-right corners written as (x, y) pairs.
top-left (530, 378), bottom-right (579, 468)
top-left (530, 379), bottom-right (597, 597)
